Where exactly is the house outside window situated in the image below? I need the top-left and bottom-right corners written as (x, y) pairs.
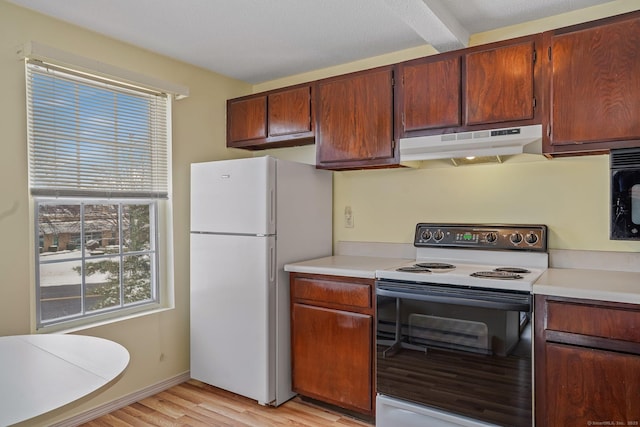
top-left (26, 59), bottom-right (171, 329)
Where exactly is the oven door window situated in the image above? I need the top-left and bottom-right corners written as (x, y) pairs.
top-left (376, 284), bottom-right (532, 427)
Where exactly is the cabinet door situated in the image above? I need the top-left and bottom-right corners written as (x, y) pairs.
top-left (543, 343), bottom-right (640, 426)
top-left (227, 85), bottom-right (314, 149)
top-left (268, 86), bottom-right (312, 137)
top-left (465, 41), bottom-right (536, 125)
top-left (316, 67), bottom-right (395, 169)
top-left (291, 303), bottom-right (372, 413)
top-left (399, 55), bottom-right (461, 134)
top-left (549, 13), bottom-right (640, 148)
top-left (227, 96), bottom-right (267, 145)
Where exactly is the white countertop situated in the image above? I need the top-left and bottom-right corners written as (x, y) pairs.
top-left (286, 254), bottom-right (640, 304)
top-left (285, 255), bottom-right (411, 279)
top-left (533, 268), bottom-right (640, 304)
top-left (0, 334), bottom-right (130, 426)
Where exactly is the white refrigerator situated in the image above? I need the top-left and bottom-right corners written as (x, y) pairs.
top-left (190, 156), bottom-right (332, 406)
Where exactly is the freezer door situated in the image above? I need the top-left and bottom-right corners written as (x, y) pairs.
top-left (190, 233), bottom-right (276, 404)
top-left (191, 157), bottom-right (275, 235)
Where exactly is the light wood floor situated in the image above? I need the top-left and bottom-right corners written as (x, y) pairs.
top-left (82, 380), bottom-right (374, 427)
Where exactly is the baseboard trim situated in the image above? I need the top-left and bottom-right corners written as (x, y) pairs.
top-left (50, 371), bottom-right (191, 427)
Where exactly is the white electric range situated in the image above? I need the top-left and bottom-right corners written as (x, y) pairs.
top-left (375, 223), bottom-right (548, 427)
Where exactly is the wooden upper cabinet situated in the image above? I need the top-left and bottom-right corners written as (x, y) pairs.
top-left (397, 35), bottom-right (541, 140)
top-left (397, 54), bottom-right (461, 135)
top-left (267, 86), bottom-right (312, 137)
top-left (227, 85), bottom-right (314, 150)
top-left (228, 96), bottom-right (267, 144)
top-left (545, 11), bottom-right (640, 155)
top-left (315, 66), bottom-right (396, 170)
top-left (465, 40), bottom-right (536, 126)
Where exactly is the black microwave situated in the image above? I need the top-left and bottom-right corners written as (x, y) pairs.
top-left (611, 147), bottom-right (640, 240)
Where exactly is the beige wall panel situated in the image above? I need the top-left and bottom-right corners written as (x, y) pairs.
top-left (255, 0), bottom-right (640, 253)
top-left (0, 1), bottom-right (251, 424)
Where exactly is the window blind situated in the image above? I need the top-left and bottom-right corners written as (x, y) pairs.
top-left (26, 60), bottom-right (169, 199)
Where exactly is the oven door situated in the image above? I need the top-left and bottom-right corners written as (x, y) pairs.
top-left (376, 280), bottom-right (532, 427)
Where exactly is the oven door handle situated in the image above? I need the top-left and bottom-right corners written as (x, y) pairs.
top-left (375, 288), bottom-right (530, 311)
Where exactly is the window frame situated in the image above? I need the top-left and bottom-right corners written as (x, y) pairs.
top-left (34, 199), bottom-right (162, 329)
top-left (25, 57), bottom-right (174, 331)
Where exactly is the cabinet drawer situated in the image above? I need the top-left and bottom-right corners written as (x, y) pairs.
top-left (546, 300), bottom-right (640, 343)
top-left (291, 276), bottom-right (372, 309)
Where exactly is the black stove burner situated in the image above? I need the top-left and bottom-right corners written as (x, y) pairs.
top-left (396, 266), bottom-right (431, 273)
top-left (471, 271), bottom-right (523, 280)
top-left (414, 262), bottom-right (456, 270)
top-left (494, 267), bottom-right (530, 274)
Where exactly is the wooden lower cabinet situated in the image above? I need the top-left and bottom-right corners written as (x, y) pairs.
top-left (535, 295), bottom-right (640, 426)
top-left (291, 304), bottom-right (372, 412)
top-left (544, 343), bottom-right (640, 424)
top-left (290, 273), bottom-right (375, 416)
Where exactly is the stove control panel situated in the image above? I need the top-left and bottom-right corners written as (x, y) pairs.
top-left (414, 223), bottom-right (547, 252)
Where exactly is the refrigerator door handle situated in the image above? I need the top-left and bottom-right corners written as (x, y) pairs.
top-left (269, 188), bottom-right (275, 230)
top-left (269, 245), bottom-right (275, 282)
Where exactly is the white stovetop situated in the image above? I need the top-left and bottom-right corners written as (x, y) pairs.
top-left (375, 247), bottom-right (548, 292)
top-left (377, 261), bottom-right (545, 292)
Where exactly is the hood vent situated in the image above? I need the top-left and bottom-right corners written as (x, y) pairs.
top-left (611, 147), bottom-right (640, 169)
top-left (399, 124), bottom-right (543, 166)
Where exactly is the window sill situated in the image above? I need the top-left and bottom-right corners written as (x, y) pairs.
top-left (37, 305), bottom-right (174, 334)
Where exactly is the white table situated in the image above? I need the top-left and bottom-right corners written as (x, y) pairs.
top-left (0, 334), bottom-right (129, 426)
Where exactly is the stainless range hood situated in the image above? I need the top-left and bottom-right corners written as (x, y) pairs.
top-left (399, 124), bottom-right (543, 166)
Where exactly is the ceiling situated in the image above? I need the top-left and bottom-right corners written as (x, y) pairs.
top-left (8, 0), bottom-right (614, 83)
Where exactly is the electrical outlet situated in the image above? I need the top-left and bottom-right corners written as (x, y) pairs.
top-left (344, 206), bottom-right (354, 228)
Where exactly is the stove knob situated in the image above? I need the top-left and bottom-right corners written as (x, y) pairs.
top-left (525, 232), bottom-right (539, 245)
top-left (486, 232), bottom-right (498, 243)
top-left (433, 230), bottom-right (445, 241)
top-left (510, 233), bottom-right (523, 244)
top-left (420, 230), bottom-right (432, 240)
